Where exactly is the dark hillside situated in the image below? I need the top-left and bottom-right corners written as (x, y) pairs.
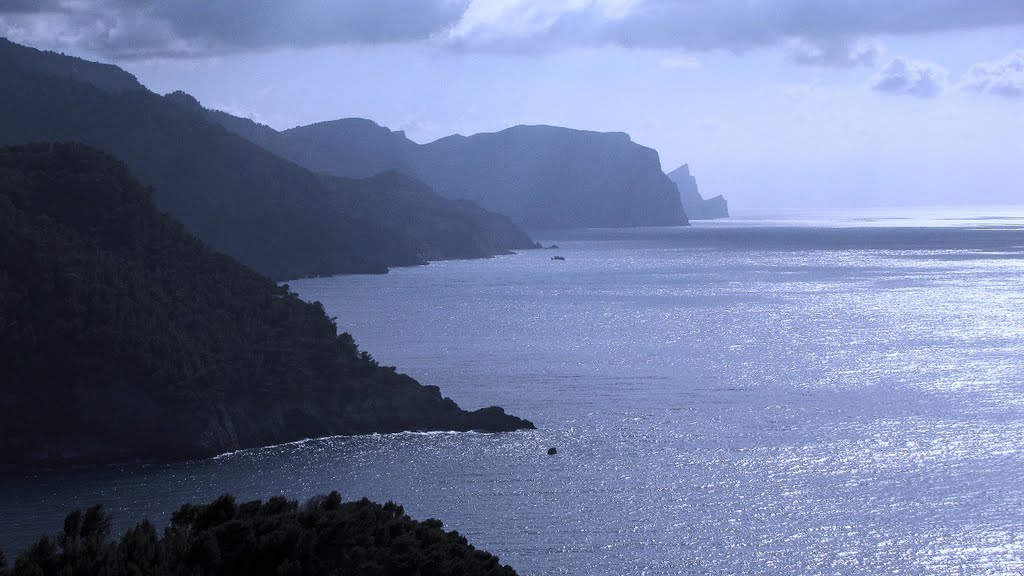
top-left (0, 39), bottom-right (537, 280)
top-left (0, 143), bottom-right (533, 466)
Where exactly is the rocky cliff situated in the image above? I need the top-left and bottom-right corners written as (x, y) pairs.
top-left (409, 125), bottom-right (687, 229)
top-left (211, 116), bottom-right (689, 230)
top-left (667, 164), bottom-right (729, 220)
top-left (0, 39), bottom-right (537, 280)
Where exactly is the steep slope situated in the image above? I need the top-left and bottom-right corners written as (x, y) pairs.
top-left (410, 126), bottom-right (687, 229)
top-left (323, 171), bottom-right (539, 261)
top-left (0, 39), bottom-right (537, 280)
top-left (667, 164), bottom-right (729, 220)
top-left (279, 118), bottom-right (415, 178)
top-left (0, 143), bottom-right (534, 466)
top-left (205, 112), bottom-right (414, 179)
top-left (0, 37), bottom-right (143, 93)
top-left (210, 116), bottom-right (688, 230)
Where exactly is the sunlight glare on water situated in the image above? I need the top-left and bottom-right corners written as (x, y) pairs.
top-left (2, 218), bottom-right (1024, 575)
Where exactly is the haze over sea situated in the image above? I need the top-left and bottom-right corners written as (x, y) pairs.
top-left (3, 208), bottom-right (1024, 575)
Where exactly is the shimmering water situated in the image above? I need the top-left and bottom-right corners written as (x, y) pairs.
top-left (4, 216), bottom-right (1024, 575)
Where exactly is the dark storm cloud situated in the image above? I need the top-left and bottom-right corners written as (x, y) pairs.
top-left (452, 0), bottom-right (1024, 67)
top-left (1, 0), bottom-right (1023, 61)
top-left (870, 58), bottom-right (948, 98)
top-left (576, 0), bottom-right (1024, 50)
top-left (0, 0), bottom-right (472, 58)
top-left (149, 0), bottom-right (471, 48)
top-left (0, 0), bottom-right (61, 12)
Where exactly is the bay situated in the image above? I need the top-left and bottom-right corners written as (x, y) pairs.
top-left (4, 213), bottom-right (1024, 574)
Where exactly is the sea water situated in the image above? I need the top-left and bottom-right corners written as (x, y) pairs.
top-left (3, 212), bottom-right (1024, 575)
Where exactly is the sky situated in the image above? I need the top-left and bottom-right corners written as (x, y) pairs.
top-left (2, 0), bottom-right (1022, 212)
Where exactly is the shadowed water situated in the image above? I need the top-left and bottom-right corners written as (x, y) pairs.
top-left (3, 216), bottom-right (1024, 575)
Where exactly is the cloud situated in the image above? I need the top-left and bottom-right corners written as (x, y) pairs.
top-left (659, 53), bottom-right (699, 70)
top-left (1, 0), bottom-right (1023, 61)
top-left (0, 0), bottom-right (472, 58)
top-left (961, 49), bottom-right (1024, 99)
top-left (0, 0), bottom-right (62, 12)
top-left (448, 1), bottom-right (1024, 57)
top-left (870, 57), bottom-right (948, 98)
top-left (787, 37), bottom-right (882, 68)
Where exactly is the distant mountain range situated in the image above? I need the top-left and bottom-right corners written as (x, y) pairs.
top-left (0, 38), bottom-right (724, 268)
top-left (207, 114), bottom-right (689, 230)
top-left (0, 38), bottom-right (537, 280)
top-left (667, 164), bottom-right (729, 220)
top-left (0, 143), bottom-right (533, 465)
top-left (0, 37), bottom-right (716, 468)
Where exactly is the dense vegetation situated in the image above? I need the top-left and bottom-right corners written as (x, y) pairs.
top-left (322, 171), bottom-right (542, 261)
top-left (0, 493), bottom-right (518, 575)
top-left (0, 143), bottom-right (533, 465)
top-left (0, 39), bottom-right (536, 280)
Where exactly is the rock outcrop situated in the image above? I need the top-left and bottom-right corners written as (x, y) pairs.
top-left (0, 39), bottom-right (538, 280)
top-left (408, 126), bottom-right (688, 229)
top-left (667, 164), bottom-right (729, 219)
top-left (210, 116), bottom-right (689, 230)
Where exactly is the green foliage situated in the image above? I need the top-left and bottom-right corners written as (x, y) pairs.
top-left (9, 493), bottom-right (518, 576)
top-left (0, 143), bottom-right (531, 465)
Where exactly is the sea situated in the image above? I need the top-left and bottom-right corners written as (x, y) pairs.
top-left (3, 207), bottom-right (1024, 575)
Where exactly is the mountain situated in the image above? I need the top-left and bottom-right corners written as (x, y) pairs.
top-left (409, 126), bottom-right (687, 229)
top-left (667, 164), bottom-right (729, 220)
top-left (0, 37), bottom-right (143, 94)
top-left (209, 116), bottom-right (688, 230)
top-left (206, 112), bottom-right (415, 180)
top-left (0, 143), bottom-right (534, 466)
top-left (0, 39), bottom-right (537, 280)
top-left (321, 171), bottom-right (543, 261)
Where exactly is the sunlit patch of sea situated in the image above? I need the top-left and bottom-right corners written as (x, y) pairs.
top-left (3, 215), bottom-right (1023, 574)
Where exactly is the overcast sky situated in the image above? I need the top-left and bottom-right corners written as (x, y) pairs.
top-left (2, 0), bottom-right (1022, 212)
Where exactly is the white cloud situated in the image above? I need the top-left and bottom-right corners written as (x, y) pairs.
top-left (448, 0), bottom-right (1024, 60)
top-left (961, 49), bottom-right (1024, 99)
top-left (787, 37), bottom-right (883, 68)
top-left (659, 53), bottom-right (699, 70)
top-left (870, 57), bottom-right (948, 98)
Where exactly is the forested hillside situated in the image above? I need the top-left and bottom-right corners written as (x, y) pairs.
top-left (0, 143), bottom-right (533, 465)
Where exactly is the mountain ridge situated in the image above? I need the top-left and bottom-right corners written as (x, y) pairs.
top-left (210, 114), bottom-right (689, 230)
top-left (0, 142), bottom-right (534, 466)
top-left (0, 39), bottom-right (538, 280)
top-left (667, 163), bottom-right (729, 220)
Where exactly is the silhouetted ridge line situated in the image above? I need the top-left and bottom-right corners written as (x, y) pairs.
top-left (2, 492), bottom-right (519, 574)
top-left (0, 38), bottom-right (538, 280)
